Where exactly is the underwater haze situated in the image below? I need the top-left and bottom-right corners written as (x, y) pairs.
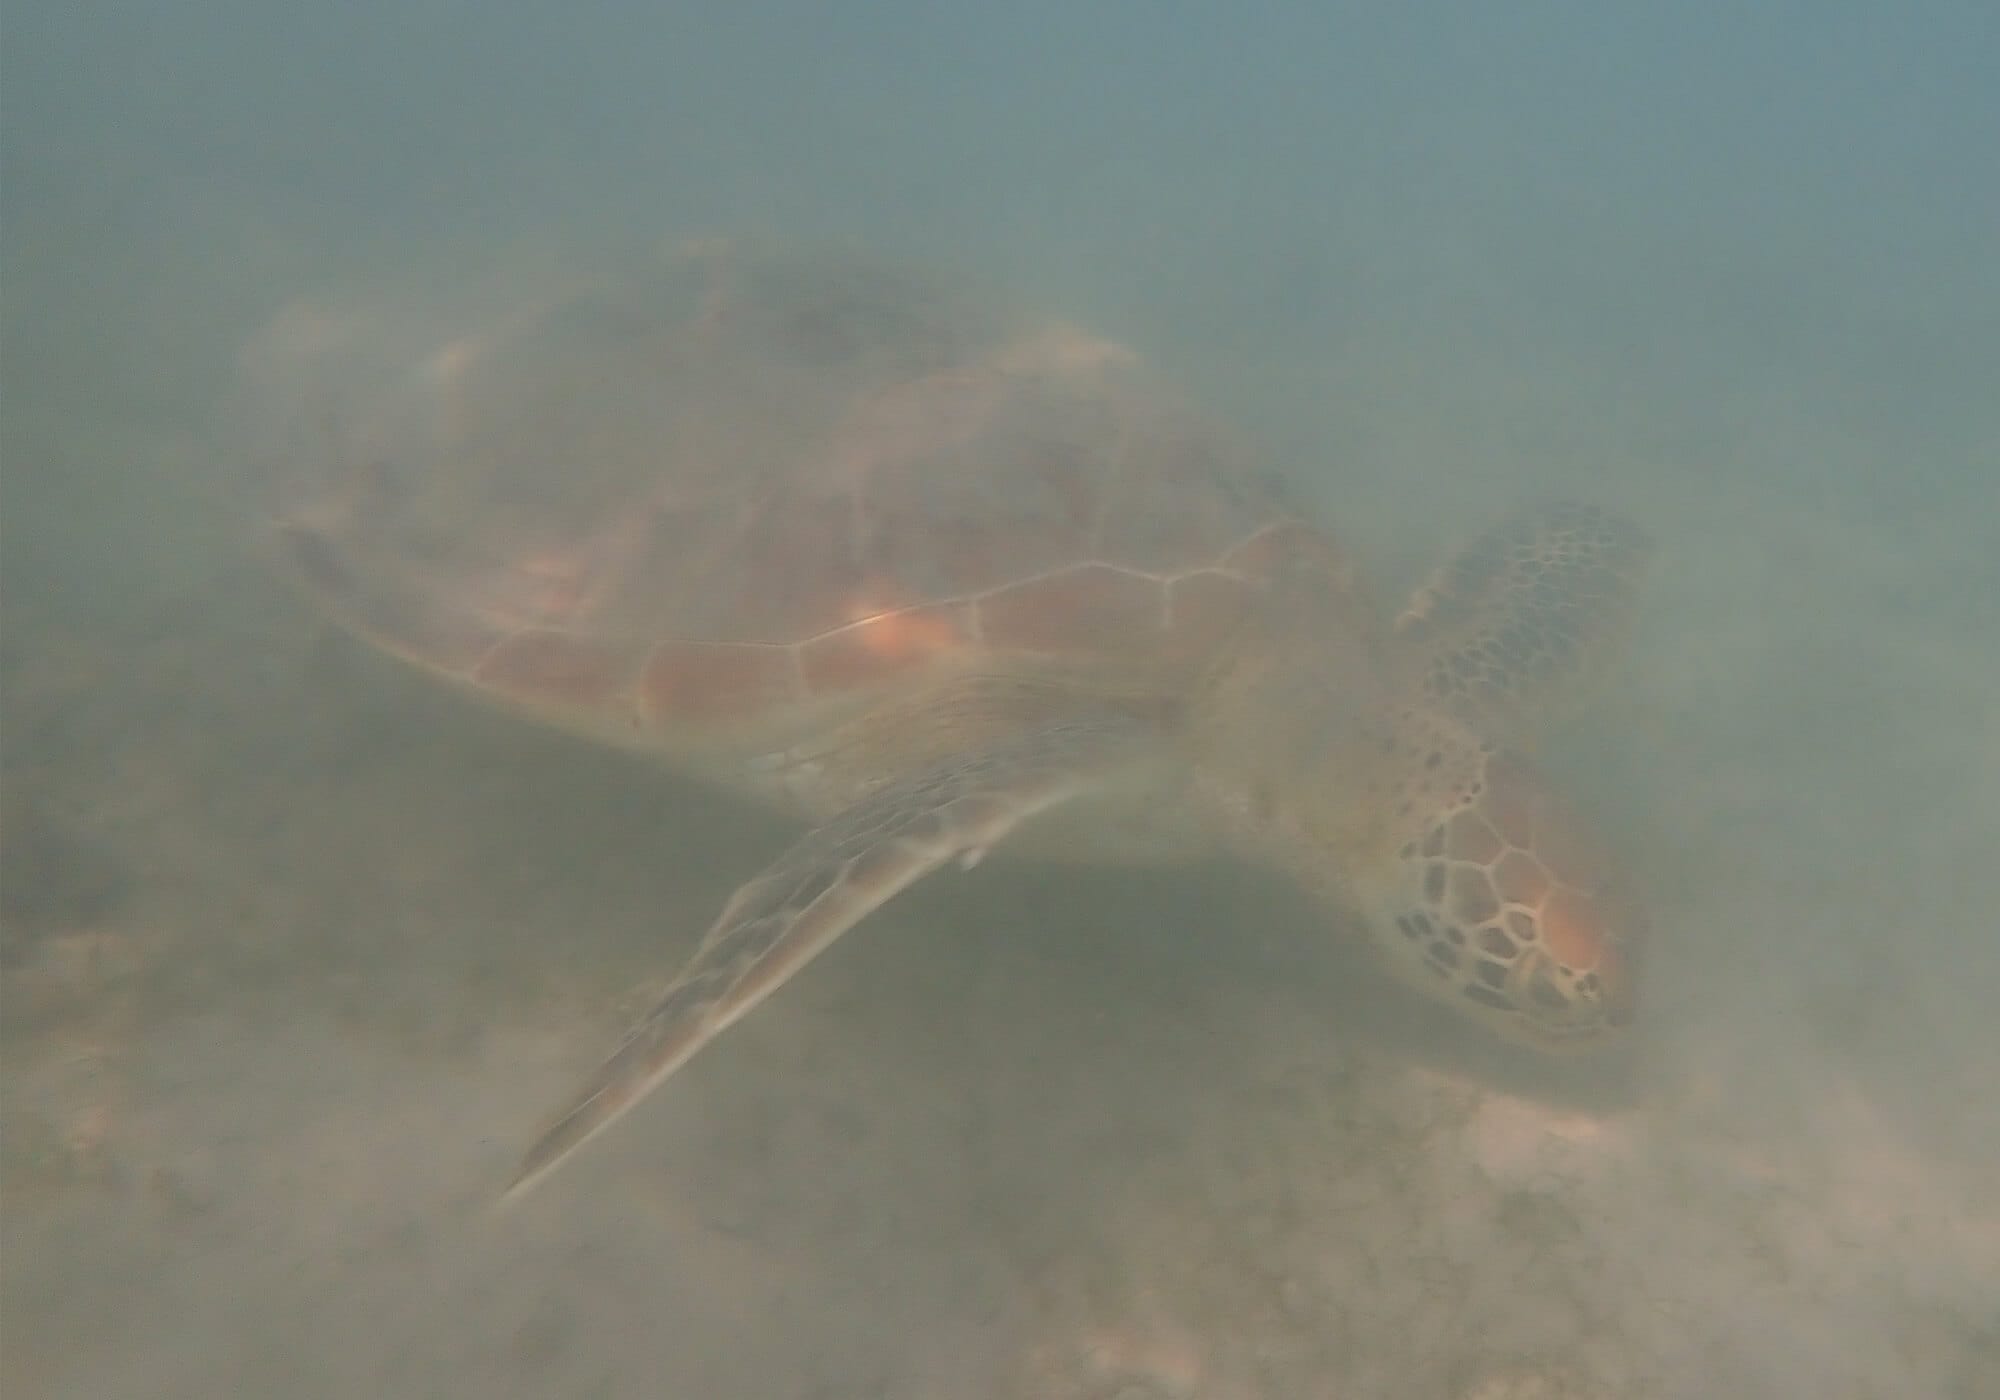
top-left (4, 3), bottom-right (1996, 1397)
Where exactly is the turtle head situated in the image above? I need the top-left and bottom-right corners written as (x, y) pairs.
top-left (1356, 741), bottom-right (1644, 1052)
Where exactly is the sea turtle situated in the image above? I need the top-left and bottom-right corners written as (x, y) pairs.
top-left (257, 243), bottom-right (1651, 1201)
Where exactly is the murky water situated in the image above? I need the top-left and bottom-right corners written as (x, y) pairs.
top-left (4, 5), bottom-right (1996, 1397)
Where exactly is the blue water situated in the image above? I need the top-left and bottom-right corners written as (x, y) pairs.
top-left (4, 4), bottom-right (1996, 1397)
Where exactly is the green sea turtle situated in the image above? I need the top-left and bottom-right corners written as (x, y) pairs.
top-left (257, 244), bottom-right (1651, 1200)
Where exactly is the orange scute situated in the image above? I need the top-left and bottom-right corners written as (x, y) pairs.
top-left (847, 605), bottom-right (963, 661)
top-left (472, 630), bottom-right (635, 707)
top-left (1537, 886), bottom-right (1608, 972)
top-left (976, 564), bottom-right (1164, 653)
top-left (1491, 849), bottom-right (1551, 908)
top-left (1163, 570), bottom-right (1254, 655)
top-left (802, 603), bottom-right (969, 695)
top-left (640, 641), bottom-right (798, 724)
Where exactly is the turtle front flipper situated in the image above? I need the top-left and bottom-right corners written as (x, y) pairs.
top-left (502, 713), bottom-right (1148, 1202)
top-left (1394, 501), bottom-right (1652, 742)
